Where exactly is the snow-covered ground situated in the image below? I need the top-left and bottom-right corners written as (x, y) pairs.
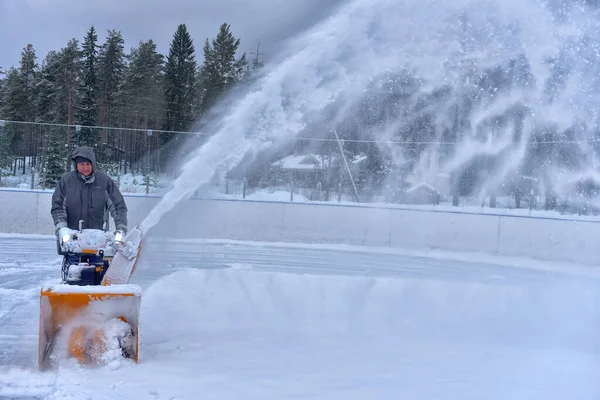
top-left (0, 170), bottom-right (169, 194)
top-left (3, 163), bottom-right (596, 220)
top-left (2, 234), bottom-right (600, 399)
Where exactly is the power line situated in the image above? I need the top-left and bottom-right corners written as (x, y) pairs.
top-left (294, 136), bottom-right (600, 146)
top-left (295, 137), bottom-right (460, 145)
top-left (1, 118), bottom-right (600, 146)
top-left (0, 119), bottom-right (210, 136)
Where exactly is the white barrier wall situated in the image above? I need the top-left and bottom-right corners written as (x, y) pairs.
top-left (1, 189), bottom-right (599, 265)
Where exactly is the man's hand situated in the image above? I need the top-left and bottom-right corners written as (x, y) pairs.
top-left (54, 222), bottom-right (68, 237)
top-left (114, 230), bottom-right (125, 243)
top-left (57, 227), bottom-right (74, 242)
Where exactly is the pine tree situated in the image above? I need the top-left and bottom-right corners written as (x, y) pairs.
top-left (19, 44), bottom-right (38, 123)
top-left (54, 39), bottom-right (83, 170)
top-left (0, 67), bottom-right (5, 113)
top-left (121, 39), bottom-right (165, 130)
top-left (36, 52), bottom-right (60, 123)
top-left (0, 122), bottom-right (10, 178)
top-left (19, 44), bottom-right (39, 172)
top-left (0, 68), bottom-right (10, 175)
top-left (161, 24), bottom-right (197, 170)
top-left (40, 123), bottom-right (68, 188)
top-left (163, 24), bottom-right (197, 132)
top-left (200, 22), bottom-right (248, 112)
top-left (76, 26), bottom-right (99, 147)
top-left (0, 45), bottom-right (40, 173)
top-left (98, 29), bottom-right (125, 128)
top-left (36, 51), bottom-right (66, 188)
top-left (97, 29), bottom-right (126, 169)
top-left (118, 39), bottom-right (165, 174)
top-left (0, 68), bottom-right (24, 172)
top-left (0, 46), bottom-right (39, 124)
top-left (0, 68), bottom-right (21, 120)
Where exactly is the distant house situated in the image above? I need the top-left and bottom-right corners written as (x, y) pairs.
top-left (268, 152), bottom-right (371, 190)
top-left (271, 154), bottom-right (323, 171)
top-left (404, 182), bottom-right (441, 205)
top-left (270, 154), bottom-right (324, 186)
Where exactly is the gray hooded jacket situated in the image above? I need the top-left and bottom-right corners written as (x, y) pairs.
top-left (51, 146), bottom-right (128, 232)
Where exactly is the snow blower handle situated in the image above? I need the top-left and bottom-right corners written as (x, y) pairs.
top-left (101, 226), bottom-right (143, 286)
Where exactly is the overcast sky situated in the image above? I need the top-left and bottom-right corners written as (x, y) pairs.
top-left (0, 0), bottom-right (345, 70)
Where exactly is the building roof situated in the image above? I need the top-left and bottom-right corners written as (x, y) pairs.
top-left (271, 153), bottom-right (368, 171)
top-left (271, 154), bottom-right (322, 171)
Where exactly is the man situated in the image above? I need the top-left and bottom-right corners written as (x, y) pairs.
top-left (51, 146), bottom-right (128, 237)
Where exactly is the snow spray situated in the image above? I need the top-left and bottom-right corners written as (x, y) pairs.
top-left (140, 0), bottom-right (600, 233)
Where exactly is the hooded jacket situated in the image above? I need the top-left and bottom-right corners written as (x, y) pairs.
top-left (51, 146), bottom-right (128, 232)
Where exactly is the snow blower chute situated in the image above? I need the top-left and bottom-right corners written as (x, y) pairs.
top-left (38, 226), bottom-right (143, 370)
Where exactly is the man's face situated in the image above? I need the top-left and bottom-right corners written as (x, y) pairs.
top-left (77, 161), bottom-right (93, 176)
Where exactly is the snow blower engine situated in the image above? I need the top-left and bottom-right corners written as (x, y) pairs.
top-left (58, 228), bottom-right (120, 285)
top-left (38, 223), bottom-right (144, 370)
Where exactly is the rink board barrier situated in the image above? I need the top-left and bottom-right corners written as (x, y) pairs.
top-left (1, 189), bottom-right (599, 265)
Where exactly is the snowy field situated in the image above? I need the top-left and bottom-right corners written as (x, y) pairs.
top-left (2, 234), bottom-right (600, 399)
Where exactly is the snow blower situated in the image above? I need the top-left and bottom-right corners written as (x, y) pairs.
top-left (38, 225), bottom-right (143, 370)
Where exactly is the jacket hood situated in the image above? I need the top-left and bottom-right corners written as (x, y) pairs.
top-left (71, 146), bottom-right (97, 171)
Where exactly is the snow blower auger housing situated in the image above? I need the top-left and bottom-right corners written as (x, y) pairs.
top-left (38, 226), bottom-right (143, 370)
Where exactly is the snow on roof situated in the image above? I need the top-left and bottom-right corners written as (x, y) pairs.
top-left (352, 155), bottom-right (367, 164)
top-left (272, 153), bottom-right (368, 171)
top-left (271, 154), bottom-right (322, 170)
top-left (406, 182), bottom-right (440, 194)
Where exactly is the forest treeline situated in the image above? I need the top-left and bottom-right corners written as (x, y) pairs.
top-left (0, 22), bottom-right (262, 187)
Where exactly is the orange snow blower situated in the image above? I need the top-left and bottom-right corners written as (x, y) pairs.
top-left (38, 226), bottom-right (143, 370)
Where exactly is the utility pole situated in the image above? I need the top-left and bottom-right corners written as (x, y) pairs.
top-left (250, 39), bottom-right (265, 69)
